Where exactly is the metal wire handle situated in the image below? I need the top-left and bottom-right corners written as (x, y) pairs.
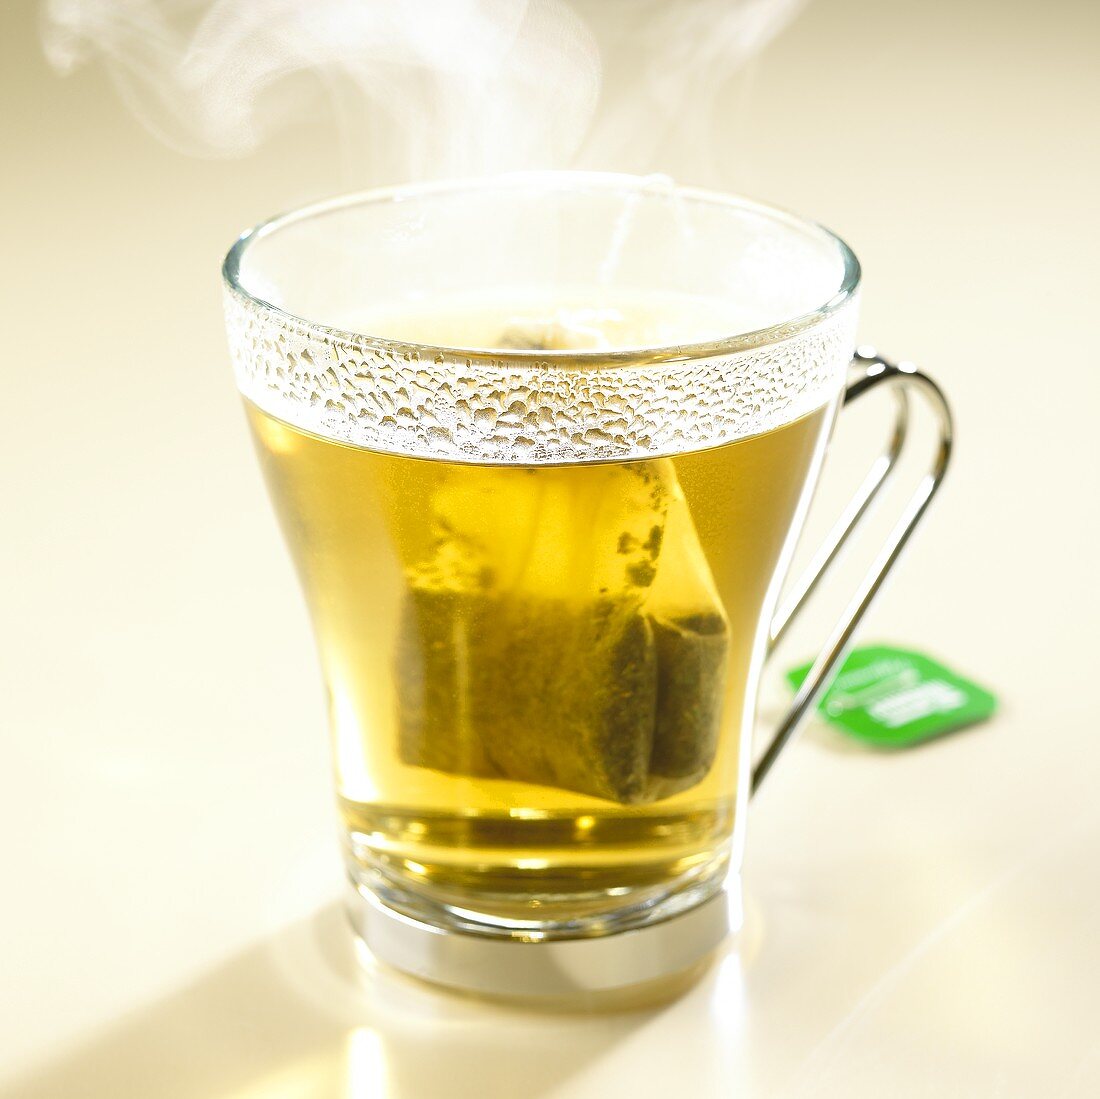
top-left (751, 347), bottom-right (954, 794)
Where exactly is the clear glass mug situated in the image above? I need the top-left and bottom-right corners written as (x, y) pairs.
top-left (222, 173), bottom-right (951, 996)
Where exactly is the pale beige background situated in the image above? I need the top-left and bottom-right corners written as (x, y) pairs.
top-left (2, 0), bottom-right (1099, 1096)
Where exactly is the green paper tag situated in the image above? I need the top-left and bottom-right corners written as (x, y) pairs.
top-left (786, 644), bottom-right (997, 747)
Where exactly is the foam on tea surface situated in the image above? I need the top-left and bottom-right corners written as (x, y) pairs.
top-left (353, 288), bottom-right (746, 352)
top-left (225, 284), bottom-right (856, 463)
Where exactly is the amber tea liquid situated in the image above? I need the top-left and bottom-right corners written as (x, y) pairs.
top-left (247, 293), bottom-right (836, 936)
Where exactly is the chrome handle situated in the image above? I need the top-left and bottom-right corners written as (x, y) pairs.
top-left (751, 348), bottom-right (954, 794)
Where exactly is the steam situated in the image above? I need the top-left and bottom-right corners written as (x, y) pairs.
top-left (41, 0), bottom-right (601, 179)
top-left (572, 0), bottom-right (806, 177)
top-left (41, 0), bottom-right (805, 185)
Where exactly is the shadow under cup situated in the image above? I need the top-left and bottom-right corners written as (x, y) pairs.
top-left (222, 173), bottom-right (860, 956)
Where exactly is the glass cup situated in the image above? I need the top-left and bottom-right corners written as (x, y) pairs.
top-left (222, 172), bottom-right (951, 996)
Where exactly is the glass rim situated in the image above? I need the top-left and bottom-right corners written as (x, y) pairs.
top-left (222, 170), bottom-right (861, 367)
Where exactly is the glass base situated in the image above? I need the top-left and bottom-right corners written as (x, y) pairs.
top-left (347, 841), bottom-right (731, 941)
top-left (349, 876), bottom-right (739, 1000)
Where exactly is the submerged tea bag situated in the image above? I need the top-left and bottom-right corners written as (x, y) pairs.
top-left (392, 316), bottom-right (730, 804)
top-left (643, 484), bottom-right (730, 799)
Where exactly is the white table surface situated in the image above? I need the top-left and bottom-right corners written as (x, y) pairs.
top-left (3, 0), bottom-right (1098, 1095)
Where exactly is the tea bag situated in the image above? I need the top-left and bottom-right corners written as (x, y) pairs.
top-left (643, 483), bottom-right (730, 800)
top-left (393, 316), bottom-right (729, 804)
